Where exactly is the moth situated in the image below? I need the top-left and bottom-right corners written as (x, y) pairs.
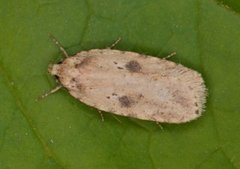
top-left (43, 35), bottom-right (207, 123)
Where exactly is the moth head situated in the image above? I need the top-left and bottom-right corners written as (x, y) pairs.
top-left (48, 59), bottom-right (77, 84)
top-left (48, 63), bottom-right (61, 77)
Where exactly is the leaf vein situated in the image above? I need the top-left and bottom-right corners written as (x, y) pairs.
top-left (0, 65), bottom-right (67, 169)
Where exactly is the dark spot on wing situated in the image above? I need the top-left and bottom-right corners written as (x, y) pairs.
top-left (117, 66), bottom-right (124, 69)
top-left (57, 60), bottom-right (63, 64)
top-left (54, 75), bottom-right (60, 81)
top-left (67, 78), bottom-right (77, 89)
top-left (118, 96), bottom-right (132, 107)
top-left (76, 84), bottom-right (82, 90)
top-left (195, 110), bottom-right (199, 115)
top-left (75, 57), bottom-right (91, 69)
top-left (125, 60), bottom-right (142, 72)
top-left (188, 86), bottom-right (193, 90)
top-left (138, 94), bottom-right (144, 98)
top-left (71, 78), bottom-right (76, 82)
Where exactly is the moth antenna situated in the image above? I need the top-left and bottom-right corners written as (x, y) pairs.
top-left (98, 110), bottom-right (104, 122)
top-left (48, 33), bottom-right (69, 58)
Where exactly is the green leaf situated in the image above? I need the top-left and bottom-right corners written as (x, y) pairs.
top-left (1, 0), bottom-right (240, 168)
top-left (218, 0), bottom-right (240, 13)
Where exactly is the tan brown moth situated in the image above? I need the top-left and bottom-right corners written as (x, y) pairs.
top-left (44, 35), bottom-right (207, 123)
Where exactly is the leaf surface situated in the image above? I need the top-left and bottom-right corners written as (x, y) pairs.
top-left (0, 0), bottom-right (240, 168)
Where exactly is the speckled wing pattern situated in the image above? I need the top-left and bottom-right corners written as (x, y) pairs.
top-left (50, 49), bottom-right (207, 123)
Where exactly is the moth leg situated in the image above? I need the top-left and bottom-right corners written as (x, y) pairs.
top-left (155, 121), bottom-right (164, 131)
top-left (108, 37), bottom-right (121, 49)
top-left (48, 33), bottom-right (69, 58)
top-left (111, 115), bottom-right (122, 123)
top-left (163, 52), bottom-right (176, 59)
top-left (36, 85), bottom-right (63, 101)
top-left (98, 110), bottom-right (104, 122)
